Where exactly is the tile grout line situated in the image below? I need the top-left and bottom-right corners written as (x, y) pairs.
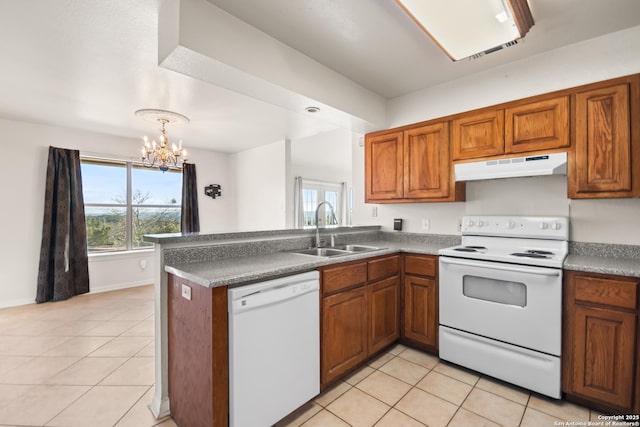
top-left (111, 384), bottom-right (154, 427)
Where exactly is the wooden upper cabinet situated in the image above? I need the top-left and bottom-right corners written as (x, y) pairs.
top-left (505, 96), bottom-right (569, 154)
top-left (365, 131), bottom-right (403, 200)
top-left (365, 124), bottom-right (462, 203)
top-left (570, 78), bottom-right (639, 198)
top-left (452, 109), bottom-right (505, 160)
top-left (404, 123), bottom-right (450, 199)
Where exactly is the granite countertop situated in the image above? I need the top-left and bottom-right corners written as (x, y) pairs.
top-left (564, 255), bottom-right (640, 278)
top-left (165, 240), bottom-right (450, 288)
top-left (165, 237), bottom-right (640, 288)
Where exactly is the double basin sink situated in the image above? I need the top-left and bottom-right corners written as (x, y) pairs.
top-left (291, 244), bottom-right (385, 258)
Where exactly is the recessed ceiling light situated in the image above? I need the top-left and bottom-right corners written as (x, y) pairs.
top-left (304, 106), bottom-right (320, 113)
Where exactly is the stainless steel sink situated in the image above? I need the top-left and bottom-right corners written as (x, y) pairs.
top-left (290, 244), bottom-right (385, 257)
top-left (292, 248), bottom-right (352, 257)
top-left (334, 244), bottom-right (381, 252)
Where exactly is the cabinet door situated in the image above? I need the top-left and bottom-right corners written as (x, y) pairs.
top-left (365, 131), bottom-right (403, 201)
top-left (322, 287), bottom-right (368, 385)
top-left (570, 305), bottom-right (636, 408)
top-left (452, 109), bottom-right (504, 160)
top-left (571, 83), bottom-right (633, 197)
top-left (403, 123), bottom-right (451, 199)
top-left (505, 96), bottom-right (569, 154)
top-left (368, 276), bottom-right (400, 354)
top-left (403, 275), bottom-right (437, 348)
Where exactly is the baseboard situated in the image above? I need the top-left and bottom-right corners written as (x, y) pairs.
top-left (0, 281), bottom-right (153, 309)
top-left (0, 297), bottom-right (36, 309)
top-left (88, 280), bottom-right (153, 294)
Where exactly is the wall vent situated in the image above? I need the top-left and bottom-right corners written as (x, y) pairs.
top-left (466, 39), bottom-right (521, 61)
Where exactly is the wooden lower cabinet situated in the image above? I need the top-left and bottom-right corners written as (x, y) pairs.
top-left (403, 275), bottom-right (437, 349)
top-left (320, 255), bottom-right (400, 386)
top-left (401, 254), bottom-right (438, 351)
top-left (368, 276), bottom-right (400, 354)
top-left (321, 287), bottom-right (368, 385)
top-left (563, 270), bottom-right (639, 413)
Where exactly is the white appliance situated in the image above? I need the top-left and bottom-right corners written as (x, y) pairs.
top-left (455, 152), bottom-right (567, 181)
top-left (228, 271), bottom-right (320, 427)
top-left (438, 216), bottom-right (568, 398)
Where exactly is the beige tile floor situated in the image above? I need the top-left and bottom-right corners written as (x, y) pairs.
top-left (0, 285), bottom-right (175, 427)
top-left (278, 345), bottom-right (604, 427)
top-left (0, 285), bottom-right (601, 427)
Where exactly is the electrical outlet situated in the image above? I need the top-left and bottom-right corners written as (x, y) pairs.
top-left (181, 284), bottom-right (191, 301)
top-left (139, 259), bottom-right (147, 270)
top-left (457, 219), bottom-right (463, 232)
top-left (421, 218), bottom-right (430, 231)
top-left (371, 206), bottom-right (378, 217)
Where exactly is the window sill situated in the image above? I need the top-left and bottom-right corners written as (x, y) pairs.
top-left (88, 249), bottom-right (154, 261)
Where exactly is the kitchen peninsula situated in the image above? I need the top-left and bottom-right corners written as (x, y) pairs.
top-left (145, 226), bottom-right (640, 426)
top-left (143, 226), bottom-right (458, 425)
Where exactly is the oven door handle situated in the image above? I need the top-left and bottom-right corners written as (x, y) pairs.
top-left (440, 257), bottom-right (561, 276)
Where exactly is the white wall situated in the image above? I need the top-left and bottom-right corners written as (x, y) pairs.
top-left (353, 26), bottom-right (640, 245)
top-left (231, 140), bottom-right (289, 231)
top-left (0, 118), bottom-right (234, 307)
top-left (291, 128), bottom-right (352, 185)
top-left (290, 129), bottom-right (353, 225)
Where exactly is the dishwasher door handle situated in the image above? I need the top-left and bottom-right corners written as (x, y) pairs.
top-left (231, 281), bottom-right (319, 313)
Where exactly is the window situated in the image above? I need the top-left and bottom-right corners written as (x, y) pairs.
top-left (301, 180), bottom-right (345, 227)
top-left (81, 158), bottom-right (182, 253)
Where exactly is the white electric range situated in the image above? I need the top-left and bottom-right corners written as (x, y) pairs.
top-left (438, 215), bottom-right (569, 398)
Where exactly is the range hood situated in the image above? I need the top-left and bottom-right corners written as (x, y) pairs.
top-left (455, 152), bottom-right (567, 182)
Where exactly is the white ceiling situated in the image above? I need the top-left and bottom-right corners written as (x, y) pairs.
top-left (1, 0), bottom-right (639, 153)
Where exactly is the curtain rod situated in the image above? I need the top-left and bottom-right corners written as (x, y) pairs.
top-left (80, 151), bottom-right (182, 172)
top-left (80, 151), bottom-right (141, 163)
top-left (300, 177), bottom-right (346, 186)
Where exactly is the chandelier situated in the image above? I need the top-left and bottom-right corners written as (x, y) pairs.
top-left (135, 109), bottom-right (189, 172)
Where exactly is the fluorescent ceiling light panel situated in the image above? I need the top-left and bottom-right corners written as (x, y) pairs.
top-left (396, 0), bottom-right (534, 61)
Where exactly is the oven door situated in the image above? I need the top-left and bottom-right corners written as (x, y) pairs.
top-left (439, 256), bottom-right (562, 355)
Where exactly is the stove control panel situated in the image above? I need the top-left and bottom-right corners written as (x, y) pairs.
top-left (461, 216), bottom-right (569, 240)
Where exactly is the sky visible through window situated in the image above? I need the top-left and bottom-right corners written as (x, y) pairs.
top-left (81, 162), bottom-right (182, 205)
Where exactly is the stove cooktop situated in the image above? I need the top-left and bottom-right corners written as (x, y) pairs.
top-left (440, 216), bottom-right (569, 268)
top-left (440, 243), bottom-right (567, 268)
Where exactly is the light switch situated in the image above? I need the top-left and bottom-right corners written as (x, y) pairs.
top-left (181, 284), bottom-right (191, 301)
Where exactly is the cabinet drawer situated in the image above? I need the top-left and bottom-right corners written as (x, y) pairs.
top-left (574, 275), bottom-right (638, 310)
top-left (368, 255), bottom-right (400, 282)
top-left (322, 262), bottom-right (367, 295)
top-left (404, 255), bottom-right (436, 277)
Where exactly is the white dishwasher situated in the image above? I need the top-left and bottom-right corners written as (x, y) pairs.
top-left (228, 271), bottom-right (320, 427)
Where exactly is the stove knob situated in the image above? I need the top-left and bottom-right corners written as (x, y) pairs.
top-left (506, 220), bottom-right (515, 229)
top-left (466, 220), bottom-right (475, 227)
top-left (540, 222), bottom-right (549, 230)
top-left (476, 221), bottom-right (484, 228)
top-left (551, 222), bottom-right (562, 230)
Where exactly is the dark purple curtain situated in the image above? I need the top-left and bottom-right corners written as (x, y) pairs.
top-left (36, 146), bottom-right (89, 303)
top-left (181, 163), bottom-right (200, 233)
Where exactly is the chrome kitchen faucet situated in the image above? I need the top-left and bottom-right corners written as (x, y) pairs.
top-left (314, 201), bottom-right (336, 248)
